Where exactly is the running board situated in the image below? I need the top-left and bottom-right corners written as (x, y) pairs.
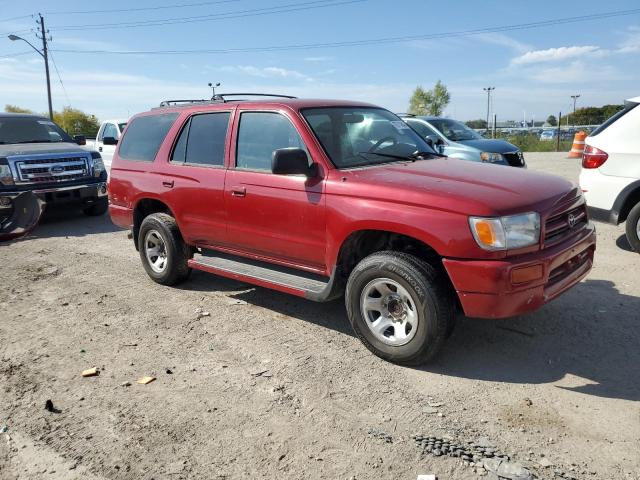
top-left (188, 251), bottom-right (343, 302)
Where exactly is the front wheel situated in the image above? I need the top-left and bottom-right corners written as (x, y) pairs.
top-left (625, 201), bottom-right (640, 253)
top-left (345, 251), bottom-right (455, 365)
top-left (138, 213), bottom-right (192, 285)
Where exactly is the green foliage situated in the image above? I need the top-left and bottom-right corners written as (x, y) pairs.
top-left (561, 104), bottom-right (624, 126)
top-left (465, 119), bottom-right (488, 129)
top-left (4, 104), bottom-right (34, 114)
top-left (408, 81), bottom-right (450, 116)
top-left (53, 106), bottom-right (100, 136)
top-left (496, 132), bottom-right (572, 152)
top-left (546, 115), bottom-right (557, 126)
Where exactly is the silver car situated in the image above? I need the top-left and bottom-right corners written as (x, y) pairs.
top-left (401, 115), bottom-right (526, 168)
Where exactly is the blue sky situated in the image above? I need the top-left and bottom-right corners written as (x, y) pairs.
top-left (0, 0), bottom-right (638, 122)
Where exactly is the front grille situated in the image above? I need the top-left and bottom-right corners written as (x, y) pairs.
top-left (14, 156), bottom-right (89, 184)
top-left (503, 151), bottom-right (525, 167)
top-left (547, 248), bottom-right (591, 286)
top-left (544, 204), bottom-right (587, 247)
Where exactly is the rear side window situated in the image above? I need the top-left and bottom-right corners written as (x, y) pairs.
top-left (171, 112), bottom-right (230, 166)
top-left (236, 112), bottom-right (306, 171)
top-left (590, 103), bottom-right (638, 137)
top-left (118, 113), bottom-right (178, 162)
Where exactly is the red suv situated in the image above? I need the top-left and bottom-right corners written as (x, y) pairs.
top-left (108, 95), bottom-right (596, 364)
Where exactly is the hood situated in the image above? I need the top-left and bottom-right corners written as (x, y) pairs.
top-left (0, 142), bottom-right (88, 158)
top-left (330, 158), bottom-right (575, 217)
top-left (455, 139), bottom-right (519, 153)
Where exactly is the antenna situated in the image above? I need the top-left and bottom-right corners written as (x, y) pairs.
top-left (208, 82), bottom-right (221, 100)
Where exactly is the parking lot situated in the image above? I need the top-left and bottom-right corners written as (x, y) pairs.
top-left (0, 152), bottom-right (638, 480)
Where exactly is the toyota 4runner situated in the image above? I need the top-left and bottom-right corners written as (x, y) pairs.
top-left (108, 95), bottom-right (596, 364)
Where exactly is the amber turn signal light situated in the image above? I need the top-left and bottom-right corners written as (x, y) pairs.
top-left (511, 264), bottom-right (544, 284)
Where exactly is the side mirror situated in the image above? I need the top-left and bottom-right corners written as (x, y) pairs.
top-left (73, 135), bottom-right (86, 146)
top-left (103, 136), bottom-right (118, 146)
top-left (424, 138), bottom-right (434, 149)
top-left (272, 148), bottom-right (315, 176)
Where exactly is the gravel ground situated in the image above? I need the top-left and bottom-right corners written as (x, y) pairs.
top-left (1, 153), bottom-right (638, 480)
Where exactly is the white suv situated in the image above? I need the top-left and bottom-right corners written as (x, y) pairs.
top-left (579, 96), bottom-right (640, 252)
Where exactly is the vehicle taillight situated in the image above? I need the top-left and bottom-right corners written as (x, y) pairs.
top-left (582, 145), bottom-right (608, 169)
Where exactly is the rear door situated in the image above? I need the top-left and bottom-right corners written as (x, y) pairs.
top-left (224, 109), bottom-right (326, 270)
top-left (161, 110), bottom-right (233, 246)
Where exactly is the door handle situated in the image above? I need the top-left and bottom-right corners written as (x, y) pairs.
top-left (162, 180), bottom-right (174, 188)
top-left (98, 146), bottom-right (103, 152)
top-left (230, 186), bottom-right (246, 197)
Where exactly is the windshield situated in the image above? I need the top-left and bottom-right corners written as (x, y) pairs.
top-left (0, 117), bottom-right (73, 144)
top-left (427, 118), bottom-right (483, 142)
top-left (301, 107), bottom-right (436, 168)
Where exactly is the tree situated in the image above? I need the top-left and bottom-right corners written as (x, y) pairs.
top-left (465, 119), bottom-right (488, 129)
top-left (5, 104), bottom-right (34, 114)
top-left (53, 107), bottom-right (100, 136)
top-left (408, 81), bottom-right (450, 116)
top-left (546, 115), bottom-right (557, 126)
top-left (561, 104), bottom-right (624, 126)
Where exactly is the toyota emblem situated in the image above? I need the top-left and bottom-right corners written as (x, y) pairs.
top-left (567, 212), bottom-right (578, 228)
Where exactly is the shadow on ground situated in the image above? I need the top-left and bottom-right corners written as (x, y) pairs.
top-left (17, 205), bottom-right (121, 240)
top-left (615, 233), bottom-right (635, 253)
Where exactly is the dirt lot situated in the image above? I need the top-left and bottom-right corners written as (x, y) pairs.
top-left (1, 153), bottom-right (638, 480)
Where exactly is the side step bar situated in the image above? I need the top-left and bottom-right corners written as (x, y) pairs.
top-left (188, 251), bottom-right (343, 302)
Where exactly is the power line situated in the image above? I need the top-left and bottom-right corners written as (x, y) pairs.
top-left (48, 0), bottom-right (363, 31)
top-left (0, 50), bottom-right (34, 58)
top-left (0, 14), bottom-right (33, 23)
top-left (48, 48), bottom-right (71, 107)
top-left (47, 8), bottom-right (640, 55)
top-left (45, 0), bottom-right (241, 15)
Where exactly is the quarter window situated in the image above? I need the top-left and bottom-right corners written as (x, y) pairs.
top-left (236, 112), bottom-right (306, 171)
top-left (171, 112), bottom-right (230, 166)
top-left (118, 113), bottom-right (179, 162)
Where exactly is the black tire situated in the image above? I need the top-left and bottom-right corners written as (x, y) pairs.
top-left (345, 251), bottom-right (455, 365)
top-left (83, 198), bottom-right (108, 216)
top-left (138, 213), bottom-right (192, 285)
top-left (625, 201), bottom-right (640, 253)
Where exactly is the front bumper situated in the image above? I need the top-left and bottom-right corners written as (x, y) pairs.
top-left (0, 182), bottom-right (107, 206)
top-left (443, 223), bottom-right (596, 319)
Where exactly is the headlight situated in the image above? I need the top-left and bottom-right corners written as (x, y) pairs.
top-left (469, 212), bottom-right (540, 251)
top-left (480, 152), bottom-right (503, 163)
top-left (0, 163), bottom-right (14, 186)
top-left (91, 152), bottom-right (105, 178)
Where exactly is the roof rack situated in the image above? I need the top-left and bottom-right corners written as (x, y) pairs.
top-left (158, 93), bottom-right (297, 108)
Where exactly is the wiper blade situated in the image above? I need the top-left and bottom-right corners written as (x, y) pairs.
top-left (409, 150), bottom-right (445, 159)
top-left (357, 151), bottom-right (414, 162)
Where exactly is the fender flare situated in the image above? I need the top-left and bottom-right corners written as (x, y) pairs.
top-left (611, 179), bottom-right (640, 224)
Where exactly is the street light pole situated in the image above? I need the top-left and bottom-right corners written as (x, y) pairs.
top-left (7, 14), bottom-right (53, 120)
top-left (570, 94), bottom-right (580, 127)
top-left (483, 87), bottom-right (495, 131)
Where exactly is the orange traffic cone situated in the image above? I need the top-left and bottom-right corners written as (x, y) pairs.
top-left (568, 131), bottom-right (587, 158)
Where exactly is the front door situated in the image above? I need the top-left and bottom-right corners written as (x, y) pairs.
top-left (224, 110), bottom-right (326, 270)
top-left (100, 122), bottom-right (119, 171)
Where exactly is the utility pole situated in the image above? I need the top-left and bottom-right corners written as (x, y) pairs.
top-left (483, 87), bottom-right (495, 131)
top-left (39, 14), bottom-right (53, 120)
top-left (7, 14), bottom-right (53, 120)
top-left (570, 94), bottom-right (580, 127)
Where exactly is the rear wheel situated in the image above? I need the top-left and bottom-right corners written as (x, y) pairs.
top-left (625, 201), bottom-right (640, 253)
top-left (138, 213), bottom-right (192, 285)
top-left (345, 251), bottom-right (455, 365)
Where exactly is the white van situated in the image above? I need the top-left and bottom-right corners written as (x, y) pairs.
top-left (579, 96), bottom-right (640, 251)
